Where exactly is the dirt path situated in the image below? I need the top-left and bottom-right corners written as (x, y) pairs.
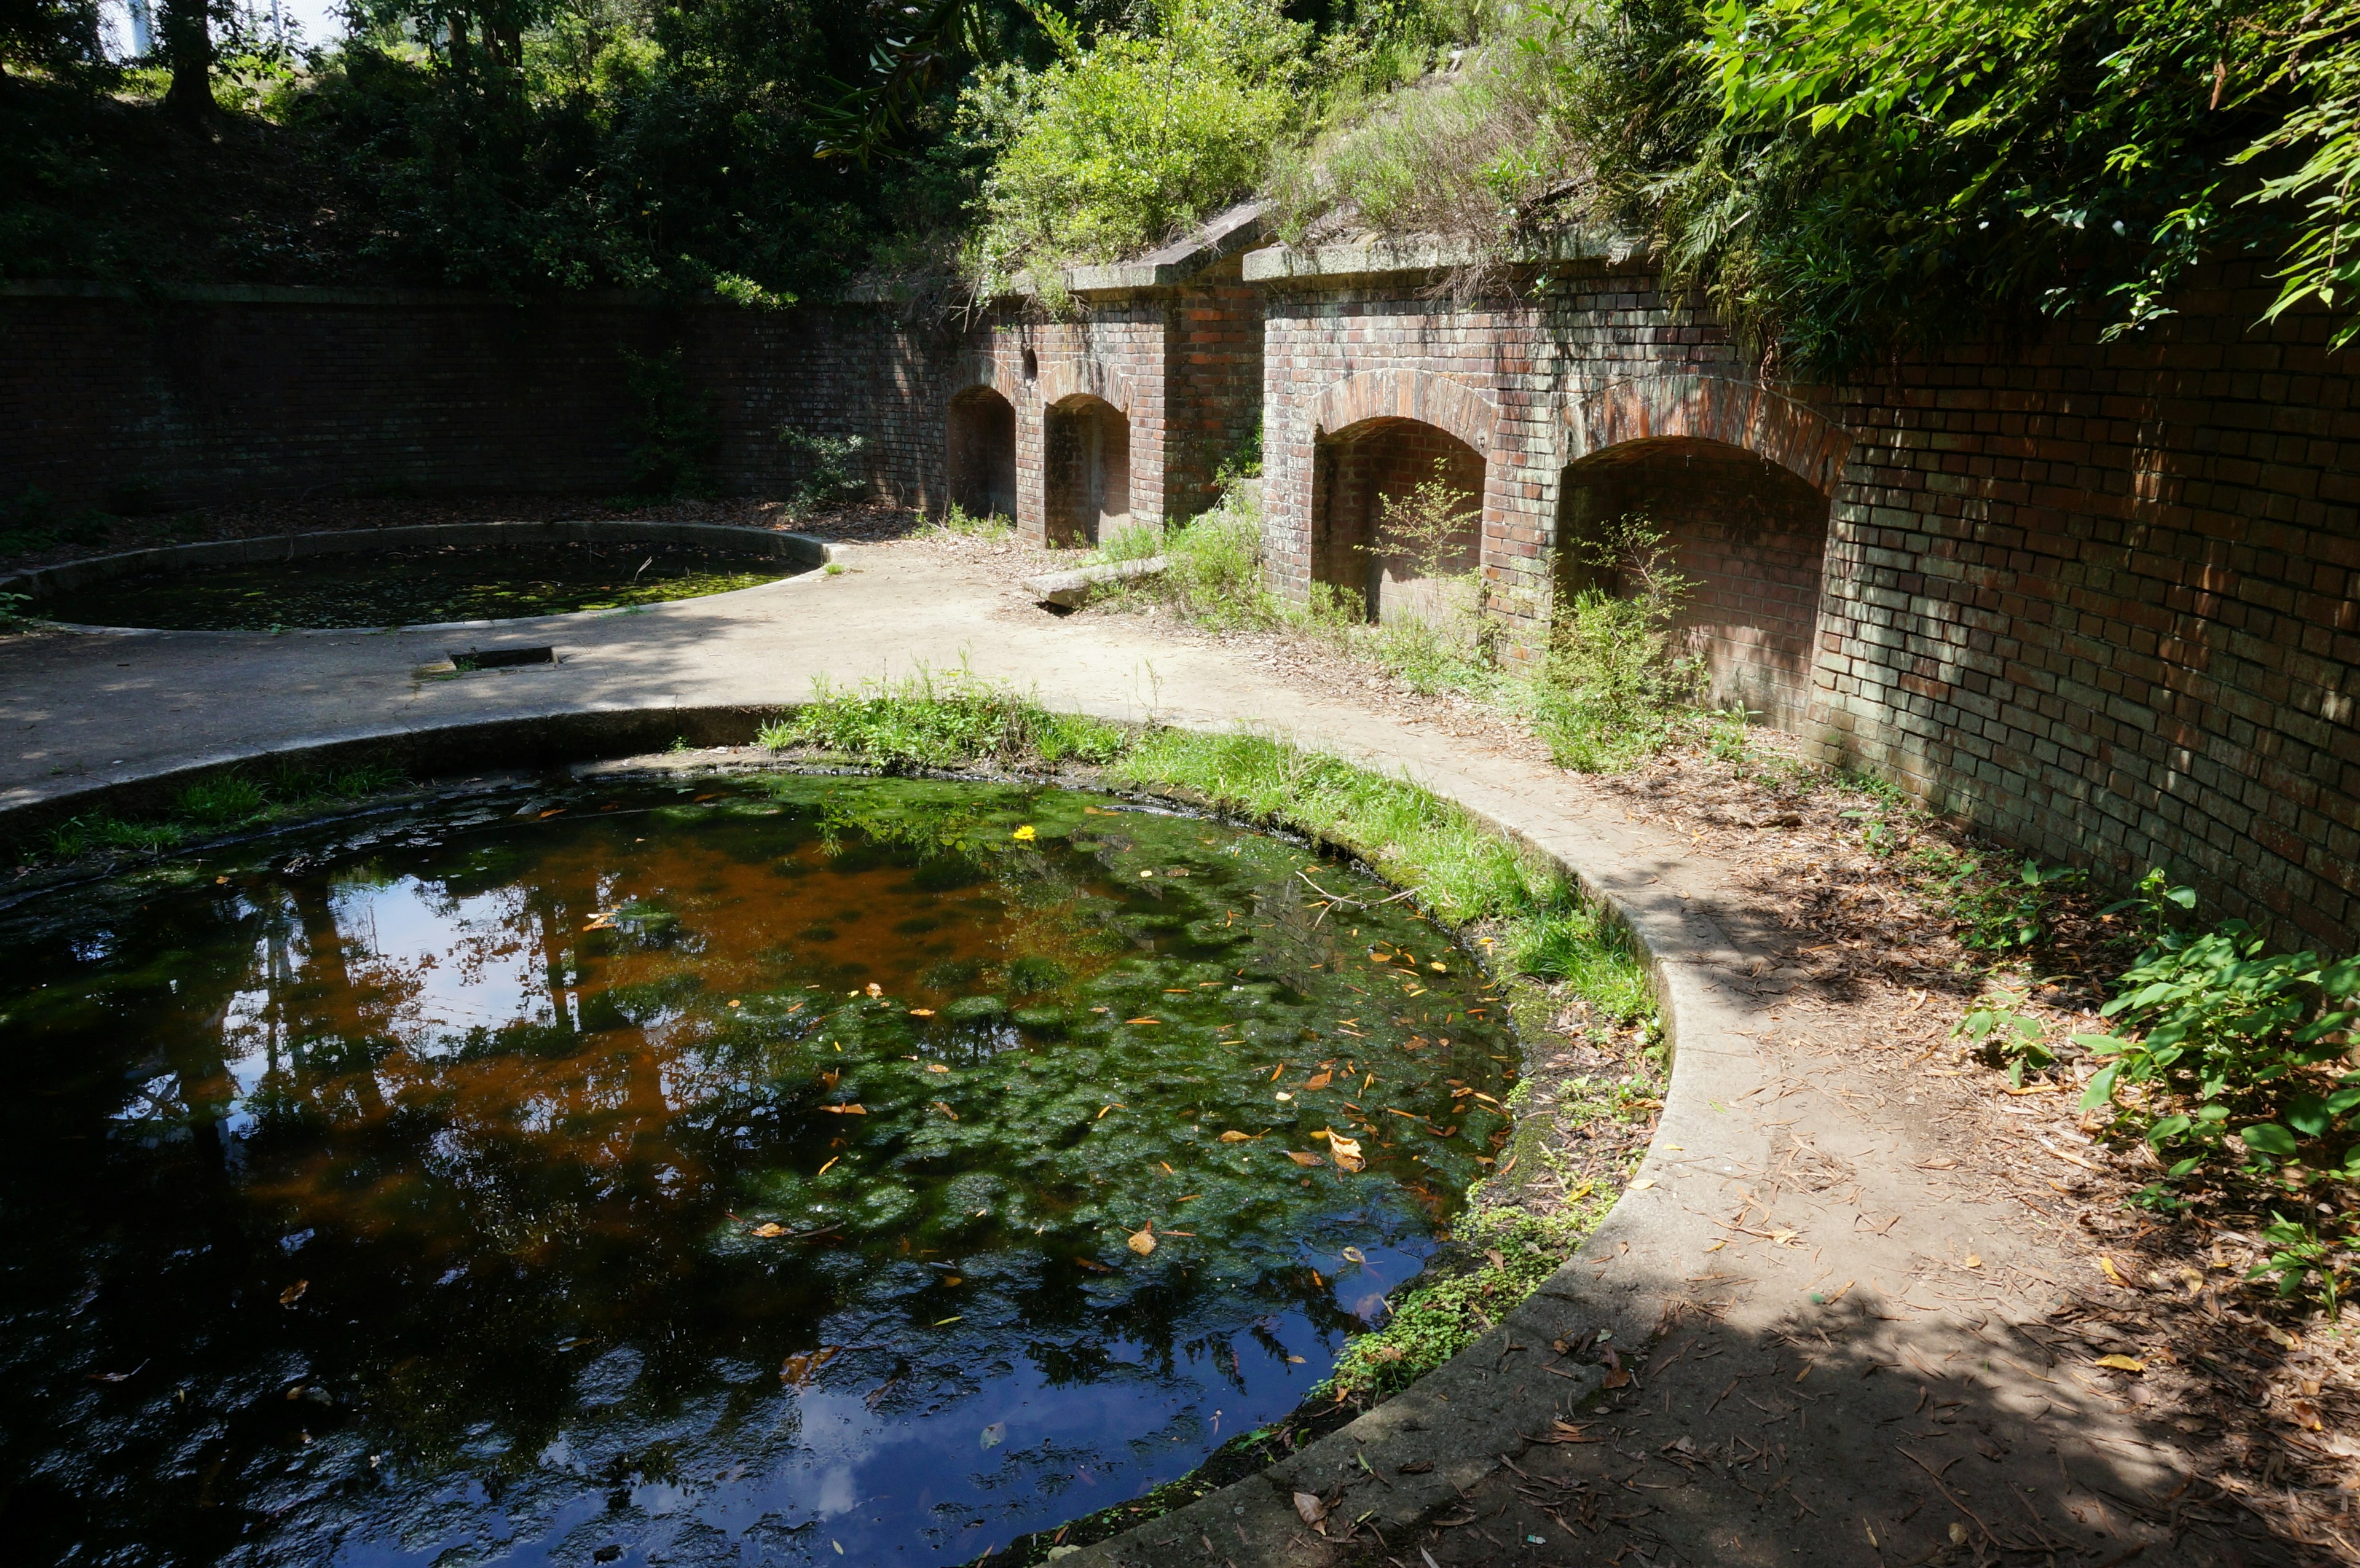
top-left (0, 536), bottom-right (2341, 1567)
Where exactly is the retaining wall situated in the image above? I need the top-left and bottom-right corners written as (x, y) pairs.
top-left (1252, 252), bottom-right (2358, 952)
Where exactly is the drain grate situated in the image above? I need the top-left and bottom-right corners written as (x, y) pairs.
top-left (449, 646), bottom-right (556, 672)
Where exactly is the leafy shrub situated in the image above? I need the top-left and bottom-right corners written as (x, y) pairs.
top-left (2077, 874), bottom-right (2360, 1183)
top-left (620, 348), bottom-right (718, 501)
top-left (1525, 515), bottom-right (1702, 770)
top-left (962, 0), bottom-right (1312, 294)
top-left (775, 425), bottom-right (871, 512)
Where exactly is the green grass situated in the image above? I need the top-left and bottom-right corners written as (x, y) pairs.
top-left (915, 503), bottom-right (1014, 543)
top-left (30, 761), bottom-right (408, 866)
top-left (762, 668), bottom-right (1655, 1025)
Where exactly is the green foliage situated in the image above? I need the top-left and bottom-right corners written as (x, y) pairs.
top-left (620, 347), bottom-right (718, 500)
top-left (1526, 515), bottom-right (1703, 771)
top-left (758, 669), bottom-right (1657, 1026)
top-left (1268, 23), bottom-right (1567, 253)
top-left (1938, 857), bottom-right (2084, 951)
top-left (26, 761), bottom-right (408, 865)
top-left (921, 501), bottom-right (1015, 540)
top-left (758, 665), bottom-right (1129, 772)
top-left (1953, 990), bottom-right (2053, 1086)
top-left (2248, 1215), bottom-right (2345, 1320)
top-left (963, 0), bottom-right (1311, 293)
top-left (774, 424), bottom-right (870, 512)
top-left (0, 487), bottom-right (112, 557)
top-left (2077, 877), bottom-right (2360, 1185)
top-left (1537, 0), bottom-right (2360, 370)
top-left (1321, 1202), bottom-right (1597, 1400)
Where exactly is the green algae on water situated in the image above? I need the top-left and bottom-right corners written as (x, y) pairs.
top-left (0, 772), bottom-right (1520, 1567)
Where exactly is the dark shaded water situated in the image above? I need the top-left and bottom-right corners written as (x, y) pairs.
top-left (0, 774), bottom-right (1518, 1566)
top-left (37, 541), bottom-right (800, 630)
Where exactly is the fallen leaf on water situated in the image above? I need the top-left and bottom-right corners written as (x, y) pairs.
top-left (935, 1316), bottom-right (962, 1326)
top-left (694, 793), bottom-right (721, 803)
top-left (538, 808), bottom-right (567, 819)
top-left (821, 1104), bottom-right (867, 1115)
top-left (1286, 1151), bottom-right (1325, 1167)
top-left (865, 983), bottom-right (883, 998)
top-left (934, 1102), bottom-right (959, 1120)
top-left (1287, 1354), bottom-right (1307, 1364)
top-left (1012, 826), bottom-right (1036, 842)
top-left (926, 1063), bottom-right (950, 1074)
top-left (981, 1421), bottom-right (1006, 1449)
top-left (1074, 1256), bottom-right (1114, 1273)
top-left (1340, 1245), bottom-right (1367, 1265)
top-left (1292, 1492), bottom-right (1329, 1529)
top-left (1428, 962), bottom-right (1447, 973)
top-left (1125, 1017), bottom-right (1162, 1026)
top-left (780, 1346), bottom-right (840, 1386)
top-left (751, 1223), bottom-right (787, 1238)
top-left (1304, 1071), bottom-right (1332, 1091)
top-left (909, 1008), bottom-right (935, 1017)
top-left (1127, 1228), bottom-right (1157, 1256)
top-left (1331, 1137), bottom-right (1365, 1172)
top-left (816, 1156), bottom-right (839, 1177)
top-left (1219, 1130), bottom-right (1253, 1142)
top-left (1275, 1091), bottom-right (1294, 1102)
top-left (1098, 1103), bottom-right (1125, 1118)
top-left (279, 1280), bottom-right (309, 1307)
top-left (2093, 1354), bottom-right (2146, 1373)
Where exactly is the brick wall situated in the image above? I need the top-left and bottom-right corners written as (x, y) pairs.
top-left (0, 286), bottom-right (986, 512)
top-left (1257, 259), bottom-right (2359, 952)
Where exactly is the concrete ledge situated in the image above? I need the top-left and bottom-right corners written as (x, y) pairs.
top-left (1022, 555), bottom-right (1168, 608)
top-left (2, 521), bottom-right (844, 633)
top-left (1242, 228), bottom-right (1619, 285)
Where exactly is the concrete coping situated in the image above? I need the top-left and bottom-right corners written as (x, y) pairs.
top-left (846, 202), bottom-right (1270, 307)
top-left (1, 520), bottom-right (845, 634)
top-left (1241, 225), bottom-right (1624, 284)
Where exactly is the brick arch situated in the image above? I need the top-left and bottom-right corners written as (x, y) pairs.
top-left (1034, 359), bottom-right (1135, 414)
top-left (1569, 375), bottom-right (1852, 496)
top-left (1312, 369), bottom-right (1500, 459)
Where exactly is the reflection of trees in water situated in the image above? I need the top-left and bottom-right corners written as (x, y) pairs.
top-left (0, 782), bottom-right (1511, 1565)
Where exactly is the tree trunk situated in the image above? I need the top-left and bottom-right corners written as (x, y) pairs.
top-left (161, 0), bottom-right (211, 125)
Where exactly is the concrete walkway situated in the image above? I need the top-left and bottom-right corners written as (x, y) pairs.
top-left (0, 547), bottom-right (2302, 1567)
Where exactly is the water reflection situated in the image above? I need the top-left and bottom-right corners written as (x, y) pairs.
top-left (0, 775), bottom-right (1519, 1566)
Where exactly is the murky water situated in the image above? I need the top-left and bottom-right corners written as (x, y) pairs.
top-left (36, 541), bottom-right (800, 630)
top-left (0, 774), bottom-right (1518, 1566)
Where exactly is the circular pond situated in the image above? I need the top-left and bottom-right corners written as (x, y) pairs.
top-left (0, 773), bottom-right (1517, 1566)
top-left (31, 539), bottom-right (804, 630)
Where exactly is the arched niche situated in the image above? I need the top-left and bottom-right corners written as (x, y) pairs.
top-left (1557, 436), bottom-right (1831, 726)
top-left (946, 385), bottom-right (1017, 522)
top-left (1310, 416), bottom-right (1486, 625)
top-left (1043, 394), bottom-right (1132, 547)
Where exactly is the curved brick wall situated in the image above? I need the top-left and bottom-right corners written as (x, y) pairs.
top-left (1256, 256), bottom-right (2358, 952)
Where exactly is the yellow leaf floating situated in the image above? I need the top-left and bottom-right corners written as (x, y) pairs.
top-left (1330, 1136), bottom-right (1365, 1173)
top-left (1125, 1017), bottom-right (1162, 1026)
top-left (2093, 1354), bottom-right (2147, 1373)
top-left (1286, 1151), bottom-right (1326, 1168)
top-left (751, 1223), bottom-right (787, 1239)
top-left (821, 1104), bottom-right (867, 1115)
top-left (1219, 1130), bottom-right (1253, 1143)
top-left (1012, 825), bottom-right (1037, 841)
top-left (1127, 1227), bottom-right (1157, 1256)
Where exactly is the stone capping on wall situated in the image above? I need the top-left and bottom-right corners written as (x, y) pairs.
top-left (1312, 367), bottom-right (1503, 458)
top-left (1240, 227), bottom-right (1617, 284)
top-left (1570, 374), bottom-right (1855, 496)
top-left (0, 521), bottom-right (842, 633)
top-left (846, 201), bottom-right (1269, 307)
top-left (0, 279), bottom-right (694, 310)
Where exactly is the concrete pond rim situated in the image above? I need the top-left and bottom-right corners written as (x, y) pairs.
top-left (0, 701), bottom-right (1773, 1567)
top-left (0, 520), bottom-right (851, 637)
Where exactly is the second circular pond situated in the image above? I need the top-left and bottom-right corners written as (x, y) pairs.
top-left (31, 539), bottom-right (803, 630)
top-left (0, 772), bottom-right (1518, 1566)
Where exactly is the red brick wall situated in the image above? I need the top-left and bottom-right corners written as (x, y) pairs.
top-left (1259, 261), bottom-right (2359, 951)
top-left (0, 286), bottom-right (986, 512)
top-left (1312, 418), bottom-right (1484, 619)
top-left (1561, 438), bottom-right (1830, 725)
